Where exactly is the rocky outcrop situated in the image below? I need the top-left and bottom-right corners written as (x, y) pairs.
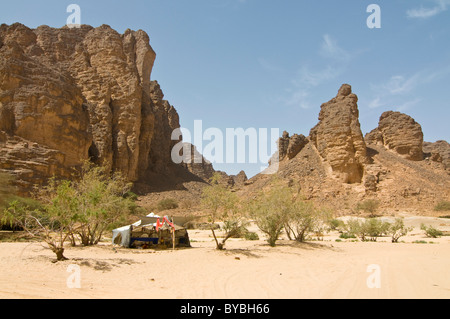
top-left (309, 84), bottom-right (367, 183)
top-left (423, 140), bottom-right (450, 173)
top-left (0, 23), bottom-right (184, 190)
top-left (180, 143), bottom-right (215, 182)
top-left (279, 131), bottom-right (309, 161)
top-left (269, 131), bottom-right (309, 166)
top-left (365, 111), bottom-right (424, 161)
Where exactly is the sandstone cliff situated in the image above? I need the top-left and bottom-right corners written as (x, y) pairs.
top-left (0, 23), bottom-right (209, 193)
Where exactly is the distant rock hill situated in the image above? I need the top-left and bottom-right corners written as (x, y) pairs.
top-left (0, 23), bottom-right (222, 194)
top-left (244, 84), bottom-right (449, 215)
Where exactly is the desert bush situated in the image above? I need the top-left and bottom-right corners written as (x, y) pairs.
top-left (179, 199), bottom-right (195, 210)
top-left (244, 232), bottom-right (259, 241)
top-left (2, 162), bottom-right (137, 260)
top-left (356, 199), bottom-right (380, 217)
top-left (387, 218), bottom-right (413, 243)
top-left (345, 218), bottom-right (390, 242)
top-left (434, 201), bottom-right (450, 212)
top-left (328, 219), bottom-right (345, 231)
top-left (251, 203), bottom-right (286, 247)
top-left (420, 224), bottom-right (443, 238)
top-left (284, 202), bottom-right (331, 243)
top-left (157, 198), bottom-right (179, 211)
top-left (222, 220), bottom-right (249, 238)
top-left (248, 183), bottom-right (291, 247)
top-left (201, 173), bottom-right (241, 250)
top-left (339, 232), bottom-right (356, 239)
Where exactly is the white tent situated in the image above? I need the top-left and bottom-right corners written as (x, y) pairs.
top-left (112, 213), bottom-right (161, 248)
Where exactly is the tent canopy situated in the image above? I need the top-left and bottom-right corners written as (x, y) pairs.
top-left (112, 213), bottom-right (189, 248)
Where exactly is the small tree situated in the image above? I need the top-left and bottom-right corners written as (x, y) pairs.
top-left (248, 183), bottom-right (292, 247)
top-left (346, 219), bottom-right (367, 241)
top-left (388, 218), bottom-right (413, 243)
top-left (284, 201), bottom-right (330, 243)
top-left (73, 163), bottom-right (136, 246)
top-left (3, 180), bottom-right (79, 261)
top-left (201, 173), bottom-right (241, 250)
top-left (356, 199), bottom-right (380, 217)
top-left (251, 203), bottom-right (286, 247)
top-left (421, 224), bottom-right (443, 238)
top-left (2, 163), bottom-right (137, 260)
top-left (346, 218), bottom-right (389, 242)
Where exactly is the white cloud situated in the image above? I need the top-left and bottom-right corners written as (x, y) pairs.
top-left (395, 99), bottom-right (422, 112)
top-left (368, 66), bottom-right (450, 111)
top-left (284, 35), bottom-right (351, 109)
top-left (320, 34), bottom-right (351, 62)
top-left (407, 0), bottom-right (450, 19)
top-left (368, 97), bottom-right (384, 109)
top-left (385, 74), bottom-right (421, 95)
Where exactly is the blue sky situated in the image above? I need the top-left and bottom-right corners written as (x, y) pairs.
top-left (1, 0), bottom-right (450, 177)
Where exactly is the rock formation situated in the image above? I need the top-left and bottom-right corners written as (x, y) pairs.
top-left (309, 84), bottom-right (367, 183)
top-left (180, 143), bottom-right (215, 182)
top-left (269, 131), bottom-right (309, 166)
top-left (0, 23), bottom-right (195, 191)
top-left (365, 111), bottom-right (424, 161)
top-left (423, 140), bottom-right (450, 173)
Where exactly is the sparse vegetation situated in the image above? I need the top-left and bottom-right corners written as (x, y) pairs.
top-left (345, 218), bottom-right (390, 242)
top-left (244, 232), bottom-right (259, 241)
top-left (157, 198), bottom-right (179, 211)
top-left (328, 219), bottom-right (345, 231)
top-left (356, 199), bottom-right (381, 217)
top-left (201, 173), bottom-right (242, 250)
top-left (284, 202), bottom-right (330, 243)
top-left (420, 224), bottom-right (444, 238)
top-left (2, 162), bottom-right (137, 261)
top-left (434, 201), bottom-right (450, 212)
top-left (339, 232), bottom-right (356, 239)
top-left (248, 183), bottom-right (291, 247)
top-left (248, 181), bottom-right (330, 246)
top-left (388, 218), bottom-right (413, 243)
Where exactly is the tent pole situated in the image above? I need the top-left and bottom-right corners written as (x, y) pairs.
top-left (172, 217), bottom-right (176, 250)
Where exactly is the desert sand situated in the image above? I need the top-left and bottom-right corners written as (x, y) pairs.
top-left (0, 215), bottom-right (449, 300)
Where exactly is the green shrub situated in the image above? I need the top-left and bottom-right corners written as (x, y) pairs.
top-left (157, 198), bottom-right (179, 211)
top-left (345, 218), bottom-right (390, 242)
top-left (356, 199), bottom-right (380, 217)
top-left (434, 201), bottom-right (450, 212)
top-left (388, 218), bottom-right (413, 243)
top-left (329, 219), bottom-right (345, 231)
top-left (420, 224), bottom-right (443, 238)
top-left (244, 232), bottom-right (259, 241)
top-left (339, 232), bottom-right (356, 239)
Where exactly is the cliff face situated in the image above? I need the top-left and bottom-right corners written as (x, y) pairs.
top-left (0, 23), bottom-right (187, 191)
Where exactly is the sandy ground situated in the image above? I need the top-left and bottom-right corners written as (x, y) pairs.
top-left (0, 215), bottom-right (450, 299)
